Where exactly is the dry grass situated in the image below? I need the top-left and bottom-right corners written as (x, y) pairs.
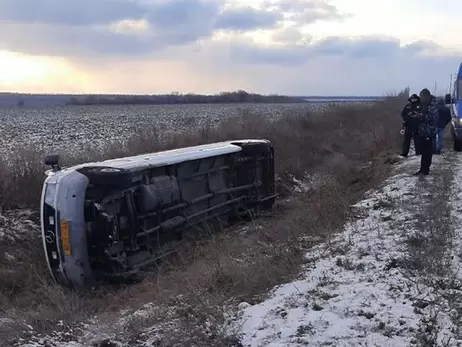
top-left (0, 98), bottom-right (405, 346)
top-left (0, 100), bottom-right (400, 210)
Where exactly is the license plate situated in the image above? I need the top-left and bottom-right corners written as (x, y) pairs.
top-left (61, 220), bottom-right (71, 256)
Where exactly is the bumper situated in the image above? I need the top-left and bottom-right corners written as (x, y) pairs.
top-left (41, 170), bottom-right (93, 287)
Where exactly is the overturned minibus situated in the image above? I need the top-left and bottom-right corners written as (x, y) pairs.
top-left (41, 140), bottom-right (276, 288)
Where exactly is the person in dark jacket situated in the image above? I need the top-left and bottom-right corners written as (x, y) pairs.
top-left (434, 98), bottom-right (452, 154)
top-left (400, 93), bottom-right (421, 157)
top-left (414, 88), bottom-right (438, 176)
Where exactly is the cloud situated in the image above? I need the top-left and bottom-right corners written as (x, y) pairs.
top-left (21, 40), bottom-right (457, 96)
top-left (0, 0), bottom-right (350, 58)
top-left (2, 37), bottom-right (460, 96)
top-left (209, 34), bottom-right (462, 72)
top-left (0, 0), bottom-right (223, 56)
top-left (145, 0), bottom-right (221, 36)
top-left (310, 36), bottom-right (402, 58)
top-left (401, 40), bottom-right (457, 57)
top-left (153, 36), bottom-right (460, 96)
top-left (0, 0), bottom-right (460, 96)
top-left (0, 0), bottom-right (348, 28)
top-left (220, 36), bottom-right (431, 66)
top-left (0, 0), bottom-right (146, 26)
top-left (271, 26), bottom-right (312, 45)
top-left (214, 7), bottom-right (283, 31)
top-left (0, 21), bottom-right (157, 56)
top-left (262, 0), bottom-right (350, 23)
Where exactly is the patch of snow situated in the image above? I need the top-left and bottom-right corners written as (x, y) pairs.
top-left (225, 155), bottom-right (461, 346)
top-left (291, 173), bottom-right (327, 193)
top-left (117, 302), bottom-right (156, 327)
top-left (449, 155), bottom-right (462, 279)
top-left (0, 210), bottom-right (40, 242)
top-left (0, 317), bottom-right (15, 327)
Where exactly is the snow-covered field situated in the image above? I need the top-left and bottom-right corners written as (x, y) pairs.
top-left (4, 152), bottom-right (462, 346)
top-left (0, 103), bottom-right (317, 156)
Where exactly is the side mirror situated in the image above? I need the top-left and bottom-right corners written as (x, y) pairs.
top-left (444, 93), bottom-right (452, 104)
top-left (44, 154), bottom-right (61, 172)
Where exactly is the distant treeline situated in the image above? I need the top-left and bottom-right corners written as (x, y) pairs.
top-left (65, 90), bottom-right (307, 105)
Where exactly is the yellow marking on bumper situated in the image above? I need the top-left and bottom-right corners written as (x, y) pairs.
top-left (61, 220), bottom-right (71, 256)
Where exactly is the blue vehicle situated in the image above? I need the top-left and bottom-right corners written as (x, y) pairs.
top-left (445, 62), bottom-right (462, 151)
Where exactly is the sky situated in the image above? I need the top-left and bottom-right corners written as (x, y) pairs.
top-left (0, 0), bottom-right (461, 96)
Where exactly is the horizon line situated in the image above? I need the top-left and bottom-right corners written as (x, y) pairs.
top-left (0, 91), bottom-right (387, 98)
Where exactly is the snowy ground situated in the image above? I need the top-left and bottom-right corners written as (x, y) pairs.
top-left (225, 153), bottom-right (462, 346)
top-left (5, 152), bottom-right (462, 346)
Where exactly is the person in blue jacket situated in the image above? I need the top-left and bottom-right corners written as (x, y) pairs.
top-left (414, 88), bottom-right (439, 176)
top-left (434, 98), bottom-right (452, 154)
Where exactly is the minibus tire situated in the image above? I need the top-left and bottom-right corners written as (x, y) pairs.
top-left (79, 167), bottom-right (132, 188)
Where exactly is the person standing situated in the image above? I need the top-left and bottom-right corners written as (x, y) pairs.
top-left (434, 98), bottom-right (452, 154)
top-left (415, 88), bottom-right (438, 176)
top-left (400, 94), bottom-right (422, 157)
